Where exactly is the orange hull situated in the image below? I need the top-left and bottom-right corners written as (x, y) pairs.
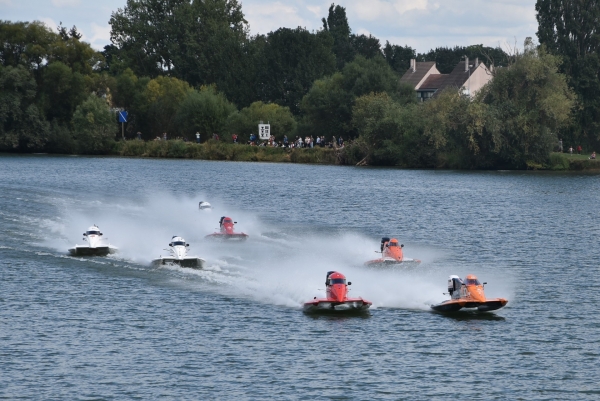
top-left (365, 237), bottom-right (420, 267)
top-left (431, 274), bottom-right (507, 312)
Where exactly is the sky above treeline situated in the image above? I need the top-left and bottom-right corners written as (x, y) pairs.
top-left (1, 0), bottom-right (538, 53)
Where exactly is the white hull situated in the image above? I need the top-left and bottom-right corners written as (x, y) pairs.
top-left (151, 257), bottom-right (205, 269)
top-left (303, 300), bottom-right (371, 313)
top-left (68, 245), bottom-right (118, 256)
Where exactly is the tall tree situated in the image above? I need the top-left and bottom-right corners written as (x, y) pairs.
top-left (536, 0), bottom-right (600, 145)
top-left (255, 27), bottom-right (336, 114)
top-left (39, 61), bottom-right (87, 124)
top-left (383, 41), bottom-right (416, 74)
top-left (0, 65), bottom-right (49, 150)
top-left (322, 3), bottom-right (354, 69)
top-left (109, 0), bottom-right (249, 104)
top-left (418, 45), bottom-right (508, 73)
top-left (0, 21), bottom-right (56, 73)
top-left (350, 34), bottom-right (381, 59)
top-left (300, 55), bottom-right (403, 139)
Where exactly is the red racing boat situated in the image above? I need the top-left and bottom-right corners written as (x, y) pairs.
top-left (364, 237), bottom-right (421, 267)
top-left (303, 271), bottom-right (371, 313)
top-left (431, 274), bottom-right (508, 312)
top-left (205, 216), bottom-right (248, 241)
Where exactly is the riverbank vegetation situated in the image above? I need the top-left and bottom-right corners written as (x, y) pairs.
top-left (1, 0), bottom-right (599, 170)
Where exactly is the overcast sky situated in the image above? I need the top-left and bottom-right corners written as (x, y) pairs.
top-left (1, 0), bottom-right (538, 53)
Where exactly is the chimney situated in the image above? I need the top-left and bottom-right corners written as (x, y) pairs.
top-left (464, 56), bottom-right (469, 72)
top-left (410, 59), bottom-right (416, 72)
top-left (475, 57), bottom-right (479, 67)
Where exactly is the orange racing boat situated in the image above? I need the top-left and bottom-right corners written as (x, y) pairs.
top-left (303, 271), bottom-right (371, 313)
top-left (364, 237), bottom-right (421, 266)
top-left (431, 274), bottom-right (508, 312)
top-left (205, 216), bottom-right (248, 240)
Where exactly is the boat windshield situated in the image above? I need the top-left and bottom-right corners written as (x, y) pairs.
top-left (87, 231), bottom-right (100, 235)
top-left (224, 219), bottom-right (232, 223)
top-left (465, 278), bottom-right (481, 285)
top-left (330, 278), bottom-right (346, 285)
top-left (388, 242), bottom-right (399, 247)
top-left (172, 241), bottom-right (186, 246)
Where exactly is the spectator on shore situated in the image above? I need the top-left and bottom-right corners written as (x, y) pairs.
top-left (320, 136), bottom-right (325, 147)
top-left (163, 132), bottom-right (167, 141)
top-left (338, 136), bottom-right (344, 148)
top-left (137, 132), bottom-right (142, 140)
top-left (232, 133), bottom-right (238, 143)
top-left (196, 132), bottom-right (200, 143)
top-left (569, 146), bottom-right (573, 154)
top-left (316, 136), bottom-right (321, 147)
top-left (577, 145), bottom-right (582, 154)
top-left (283, 135), bottom-right (288, 147)
top-left (558, 138), bottom-right (563, 152)
top-left (590, 151), bottom-right (596, 160)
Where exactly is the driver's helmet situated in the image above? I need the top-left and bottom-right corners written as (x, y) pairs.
top-left (327, 271), bottom-right (347, 285)
top-left (389, 238), bottom-right (399, 246)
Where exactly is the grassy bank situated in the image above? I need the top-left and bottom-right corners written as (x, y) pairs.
top-left (548, 152), bottom-right (600, 170)
top-left (113, 140), bottom-right (340, 164)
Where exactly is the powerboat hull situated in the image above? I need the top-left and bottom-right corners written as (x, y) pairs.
top-left (68, 245), bottom-right (118, 256)
top-left (151, 257), bottom-right (205, 269)
top-left (205, 233), bottom-right (248, 241)
top-left (364, 257), bottom-right (421, 267)
top-left (431, 298), bottom-right (507, 312)
top-left (198, 201), bottom-right (212, 210)
top-left (303, 298), bottom-right (371, 313)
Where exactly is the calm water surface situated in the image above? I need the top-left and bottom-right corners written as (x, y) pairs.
top-left (1, 155), bottom-right (599, 400)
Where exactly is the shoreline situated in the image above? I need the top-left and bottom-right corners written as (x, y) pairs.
top-left (3, 142), bottom-right (600, 171)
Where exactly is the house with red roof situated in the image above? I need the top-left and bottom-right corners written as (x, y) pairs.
top-left (400, 57), bottom-right (492, 101)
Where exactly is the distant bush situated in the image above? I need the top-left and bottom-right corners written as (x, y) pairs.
top-left (548, 153), bottom-right (570, 170)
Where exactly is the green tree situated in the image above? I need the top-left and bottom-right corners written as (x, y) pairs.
top-left (49, 23), bottom-right (104, 75)
top-left (140, 76), bottom-right (193, 138)
top-left (350, 34), bottom-right (381, 59)
top-left (110, 0), bottom-right (249, 103)
top-left (174, 86), bottom-right (236, 140)
top-left (226, 101), bottom-right (296, 143)
top-left (300, 55), bottom-right (402, 139)
top-left (255, 27), bottom-right (335, 115)
top-left (0, 21), bottom-right (56, 73)
top-left (39, 61), bottom-right (87, 123)
top-left (72, 94), bottom-right (116, 153)
top-left (418, 45), bottom-right (508, 73)
top-left (536, 0), bottom-right (600, 146)
top-left (478, 44), bottom-right (576, 168)
top-left (0, 64), bottom-right (49, 150)
top-left (352, 92), bottom-right (405, 165)
top-left (383, 41), bottom-right (416, 74)
top-left (322, 3), bottom-right (354, 69)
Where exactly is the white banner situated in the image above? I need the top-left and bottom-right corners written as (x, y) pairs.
top-left (258, 124), bottom-right (271, 140)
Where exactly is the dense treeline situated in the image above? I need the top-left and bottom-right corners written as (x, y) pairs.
top-left (0, 1), bottom-right (595, 169)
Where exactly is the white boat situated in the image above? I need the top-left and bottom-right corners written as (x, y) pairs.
top-left (68, 225), bottom-right (118, 256)
top-left (151, 236), bottom-right (205, 269)
top-left (198, 201), bottom-right (212, 210)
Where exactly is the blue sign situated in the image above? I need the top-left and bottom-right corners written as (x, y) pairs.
top-left (118, 111), bottom-right (128, 123)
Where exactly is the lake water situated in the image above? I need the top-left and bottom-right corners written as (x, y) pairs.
top-left (1, 155), bottom-right (599, 400)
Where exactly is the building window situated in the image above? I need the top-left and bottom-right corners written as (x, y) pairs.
top-left (417, 91), bottom-right (435, 102)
